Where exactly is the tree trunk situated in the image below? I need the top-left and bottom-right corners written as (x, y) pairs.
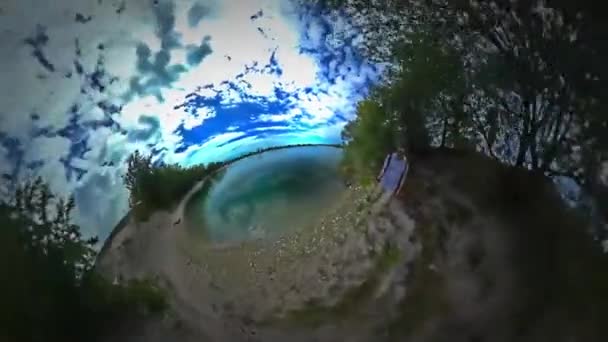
top-left (529, 123), bottom-right (541, 169)
top-left (516, 99), bottom-right (534, 167)
top-left (516, 137), bottom-right (528, 167)
top-left (516, 127), bottom-right (531, 167)
top-left (530, 139), bottom-right (539, 169)
top-left (540, 111), bottom-right (568, 172)
top-left (440, 114), bottom-right (448, 148)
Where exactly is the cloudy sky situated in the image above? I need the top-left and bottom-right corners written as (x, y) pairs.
top-left (0, 0), bottom-right (381, 241)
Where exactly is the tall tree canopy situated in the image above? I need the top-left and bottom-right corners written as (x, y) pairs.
top-left (0, 178), bottom-right (167, 342)
top-left (321, 0), bottom-right (607, 222)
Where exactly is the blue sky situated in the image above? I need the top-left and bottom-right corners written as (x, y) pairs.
top-left (0, 0), bottom-right (382, 240)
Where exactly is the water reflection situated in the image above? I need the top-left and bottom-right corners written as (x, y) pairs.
top-left (184, 146), bottom-right (345, 243)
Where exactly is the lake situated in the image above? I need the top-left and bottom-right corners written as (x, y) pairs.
top-left (183, 146), bottom-right (346, 243)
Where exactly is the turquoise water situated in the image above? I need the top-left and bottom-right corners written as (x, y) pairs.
top-left (184, 146), bottom-right (346, 243)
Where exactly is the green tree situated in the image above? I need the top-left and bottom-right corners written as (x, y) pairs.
top-left (388, 30), bottom-right (467, 150)
top-left (0, 179), bottom-right (167, 342)
top-left (457, 0), bottom-right (604, 172)
top-left (123, 150), bottom-right (153, 208)
top-left (123, 151), bottom-right (225, 220)
top-left (341, 98), bottom-right (396, 182)
top-left (454, 0), bottom-right (608, 228)
top-left (340, 28), bottom-right (470, 181)
top-left (324, 0), bottom-right (607, 195)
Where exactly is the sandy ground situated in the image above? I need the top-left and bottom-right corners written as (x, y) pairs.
top-left (97, 153), bottom-right (539, 342)
top-left (97, 174), bottom-right (421, 342)
top-left (98, 151), bottom-right (608, 342)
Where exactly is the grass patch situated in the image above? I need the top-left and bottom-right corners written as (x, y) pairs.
top-left (276, 245), bottom-right (401, 327)
top-left (387, 220), bottom-right (449, 339)
top-left (81, 274), bottom-right (169, 318)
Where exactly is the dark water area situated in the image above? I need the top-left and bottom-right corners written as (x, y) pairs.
top-left (184, 146), bottom-right (346, 243)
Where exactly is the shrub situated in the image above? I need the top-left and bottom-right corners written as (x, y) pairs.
top-left (0, 179), bottom-right (168, 342)
top-left (123, 151), bottom-right (224, 220)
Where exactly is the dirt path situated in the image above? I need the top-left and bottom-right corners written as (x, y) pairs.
top-left (99, 150), bottom-right (608, 342)
top-left (97, 175), bottom-right (423, 342)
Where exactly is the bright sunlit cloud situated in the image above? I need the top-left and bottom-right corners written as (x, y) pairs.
top-left (0, 0), bottom-right (381, 240)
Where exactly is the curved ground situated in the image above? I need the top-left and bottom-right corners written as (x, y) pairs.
top-left (97, 169), bottom-right (421, 342)
top-left (97, 149), bottom-right (607, 342)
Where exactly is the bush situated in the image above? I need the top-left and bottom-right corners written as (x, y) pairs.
top-left (123, 151), bottom-right (224, 220)
top-left (0, 179), bottom-right (168, 342)
top-left (340, 99), bottom-right (397, 184)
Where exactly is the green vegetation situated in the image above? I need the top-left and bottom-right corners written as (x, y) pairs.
top-left (326, 0), bottom-right (607, 223)
top-left (124, 144), bottom-right (342, 220)
top-left (279, 244), bottom-right (401, 327)
top-left (0, 178), bottom-right (167, 342)
top-left (340, 31), bottom-right (467, 182)
top-left (329, 7), bottom-right (608, 336)
top-left (123, 150), bottom-right (225, 220)
top-left (340, 99), bottom-right (397, 184)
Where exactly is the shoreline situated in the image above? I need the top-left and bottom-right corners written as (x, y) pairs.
top-left (95, 143), bottom-right (344, 264)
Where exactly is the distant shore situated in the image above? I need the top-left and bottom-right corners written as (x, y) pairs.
top-left (95, 143), bottom-right (343, 262)
top-left (214, 143), bottom-right (343, 167)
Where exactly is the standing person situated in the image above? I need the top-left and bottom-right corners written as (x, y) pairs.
top-left (372, 148), bottom-right (409, 212)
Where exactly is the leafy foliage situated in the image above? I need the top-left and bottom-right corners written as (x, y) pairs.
top-left (340, 32), bottom-right (467, 180)
top-left (330, 2), bottom-right (608, 335)
top-left (328, 0), bottom-right (607, 223)
top-left (0, 179), bottom-right (167, 342)
top-left (341, 99), bottom-right (397, 183)
top-left (123, 150), bottom-right (224, 220)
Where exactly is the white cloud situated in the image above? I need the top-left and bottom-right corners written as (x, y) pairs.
top-left (257, 112), bottom-right (298, 122)
top-left (80, 126), bottom-right (114, 165)
top-left (0, 0), bottom-right (380, 241)
top-left (0, 0), bottom-right (156, 135)
top-left (20, 136), bottom-right (73, 193)
top-left (24, 136), bottom-right (71, 162)
top-left (178, 131), bottom-right (247, 165)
